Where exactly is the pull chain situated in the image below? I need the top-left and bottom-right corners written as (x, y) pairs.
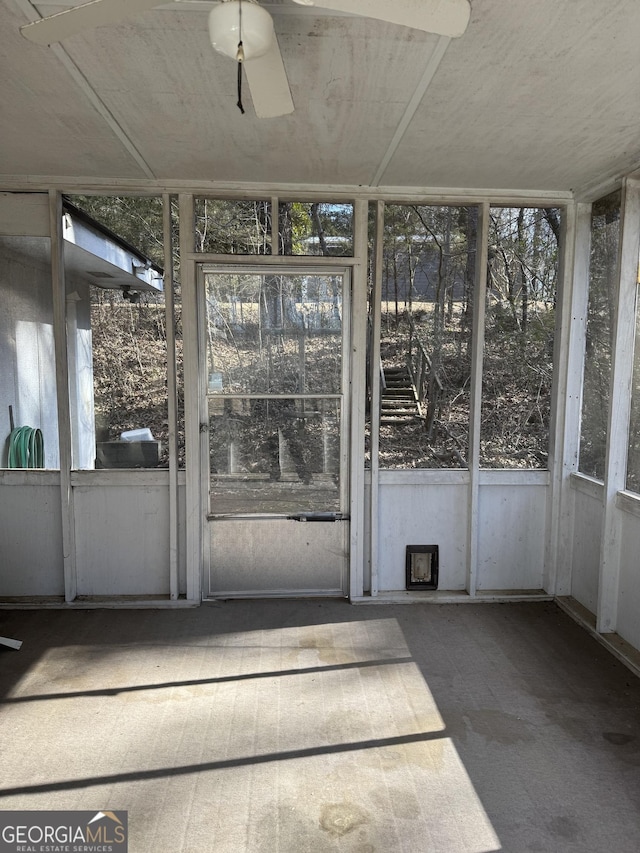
top-left (237, 54), bottom-right (245, 114)
top-left (236, 0), bottom-right (245, 114)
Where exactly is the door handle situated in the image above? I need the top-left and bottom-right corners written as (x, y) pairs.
top-left (287, 512), bottom-right (347, 522)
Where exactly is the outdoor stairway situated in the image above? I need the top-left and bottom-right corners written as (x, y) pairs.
top-left (380, 365), bottom-right (422, 424)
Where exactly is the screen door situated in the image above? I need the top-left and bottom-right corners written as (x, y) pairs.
top-left (201, 266), bottom-right (350, 597)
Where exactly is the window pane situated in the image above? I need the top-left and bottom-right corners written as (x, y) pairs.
top-left (278, 203), bottom-right (353, 255)
top-left (481, 208), bottom-right (560, 468)
top-left (209, 397), bottom-right (341, 514)
top-left (579, 191), bottom-right (621, 479)
top-left (194, 198), bottom-right (272, 254)
top-left (377, 205), bottom-right (476, 468)
top-left (205, 272), bottom-right (342, 395)
top-left (65, 195), bottom-right (168, 469)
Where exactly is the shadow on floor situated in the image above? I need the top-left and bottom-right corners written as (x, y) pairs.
top-left (1, 601), bottom-right (639, 852)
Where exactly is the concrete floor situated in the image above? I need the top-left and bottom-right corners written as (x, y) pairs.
top-left (1, 600), bottom-right (639, 852)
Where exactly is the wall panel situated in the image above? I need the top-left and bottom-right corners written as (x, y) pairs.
top-left (0, 474), bottom-right (64, 596)
top-left (73, 478), bottom-right (171, 596)
top-left (570, 486), bottom-right (603, 615)
top-left (476, 483), bottom-right (547, 590)
top-left (377, 483), bottom-right (468, 591)
top-left (617, 509), bottom-right (640, 650)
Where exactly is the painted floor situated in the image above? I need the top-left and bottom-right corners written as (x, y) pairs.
top-left (0, 600), bottom-right (639, 852)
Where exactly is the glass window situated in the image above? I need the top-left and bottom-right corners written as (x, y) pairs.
top-left (277, 203), bottom-right (353, 255)
top-left (194, 198), bottom-right (272, 254)
top-left (376, 205), bottom-right (477, 468)
top-left (65, 195), bottom-right (170, 469)
top-left (205, 270), bottom-right (345, 514)
top-left (205, 272), bottom-right (342, 395)
top-left (481, 208), bottom-right (560, 468)
top-left (579, 191), bottom-right (621, 479)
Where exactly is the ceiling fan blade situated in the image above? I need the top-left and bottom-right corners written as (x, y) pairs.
top-left (20, 0), bottom-right (162, 45)
top-left (292, 0), bottom-right (471, 38)
top-left (243, 38), bottom-right (294, 119)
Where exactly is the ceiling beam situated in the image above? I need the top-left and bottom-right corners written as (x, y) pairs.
top-left (13, 0), bottom-right (156, 179)
top-left (370, 35), bottom-right (450, 187)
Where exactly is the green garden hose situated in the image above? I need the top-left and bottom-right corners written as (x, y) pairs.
top-left (8, 426), bottom-right (44, 468)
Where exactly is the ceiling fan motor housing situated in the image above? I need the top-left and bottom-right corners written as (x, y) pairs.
top-left (209, 1), bottom-right (275, 62)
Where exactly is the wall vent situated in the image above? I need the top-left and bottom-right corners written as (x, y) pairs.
top-left (406, 545), bottom-right (439, 590)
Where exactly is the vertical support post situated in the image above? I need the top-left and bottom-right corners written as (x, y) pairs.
top-left (50, 190), bottom-right (77, 602)
top-left (180, 193), bottom-right (201, 603)
top-left (369, 200), bottom-right (384, 596)
top-left (467, 202), bottom-right (489, 597)
top-left (597, 178), bottom-right (640, 632)
top-left (271, 195), bottom-right (279, 256)
top-left (163, 194), bottom-right (179, 600)
top-left (349, 199), bottom-right (369, 599)
top-left (549, 203), bottom-right (592, 595)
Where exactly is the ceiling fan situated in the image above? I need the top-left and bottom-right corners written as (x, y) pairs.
top-left (19, 0), bottom-right (471, 118)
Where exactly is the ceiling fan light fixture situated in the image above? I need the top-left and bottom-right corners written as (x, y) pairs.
top-left (208, 1), bottom-right (275, 62)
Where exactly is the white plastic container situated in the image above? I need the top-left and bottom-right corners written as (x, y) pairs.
top-left (120, 428), bottom-right (154, 442)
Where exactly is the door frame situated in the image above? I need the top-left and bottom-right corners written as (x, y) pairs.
top-left (180, 198), bottom-right (369, 603)
top-left (198, 261), bottom-right (351, 597)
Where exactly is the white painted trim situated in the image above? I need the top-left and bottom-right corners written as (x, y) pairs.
top-left (557, 595), bottom-right (640, 680)
top-left (370, 36), bottom-right (451, 186)
top-left (378, 470), bottom-right (551, 488)
top-left (50, 190), bottom-right (77, 603)
top-left (180, 194), bottom-right (202, 603)
top-left (369, 201), bottom-right (384, 596)
top-left (574, 174), bottom-right (624, 205)
top-left (0, 470), bottom-right (61, 486)
top-left (615, 490), bottom-right (640, 518)
top-left (597, 178), bottom-right (640, 632)
top-left (0, 599), bottom-right (199, 610)
top-left (352, 591), bottom-right (553, 605)
top-left (70, 470), bottom-right (176, 487)
top-left (205, 589), bottom-right (345, 600)
top-left (477, 470), bottom-right (549, 487)
top-left (569, 472), bottom-right (604, 501)
top-left (164, 194), bottom-right (180, 600)
top-left (48, 45), bottom-right (155, 180)
top-left (554, 203), bottom-right (592, 594)
top-left (379, 470), bottom-right (470, 486)
top-left (192, 255), bottom-right (358, 268)
top-left (270, 196), bottom-right (279, 256)
top-left (467, 203), bottom-right (489, 597)
top-left (0, 177), bottom-right (574, 207)
top-left (545, 203), bottom-right (575, 594)
top-left (349, 199), bottom-right (369, 600)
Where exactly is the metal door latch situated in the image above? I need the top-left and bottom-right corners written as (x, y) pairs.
top-left (287, 512), bottom-right (346, 522)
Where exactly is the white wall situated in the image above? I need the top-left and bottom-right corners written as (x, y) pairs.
top-left (616, 505), bottom-right (640, 651)
top-left (0, 237), bottom-right (59, 469)
top-left (378, 480), bottom-right (467, 592)
top-left (0, 472), bottom-right (64, 596)
top-left (476, 480), bottom-right (548, 591)
top-left (372, 472), bottom-right (549, 594)
top-left (377, 479), bottom-right (468, 591)
top-left (569, 478), bottom-right (603, 615)
top-left (73, 472), bottom-right (174, 596)
top-left (0, 472), bottom-right (186, 600)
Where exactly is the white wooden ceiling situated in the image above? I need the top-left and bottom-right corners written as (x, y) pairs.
top-left (2, 0), bottom-right (640, 197)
